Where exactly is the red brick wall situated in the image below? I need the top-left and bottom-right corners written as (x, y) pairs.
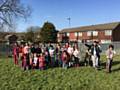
top-left (58, 30), bottom-right (112, 42)
top-left (69, 32), bottom-right (76, 40)
top-left (98, 31), bottom-right (112, 40)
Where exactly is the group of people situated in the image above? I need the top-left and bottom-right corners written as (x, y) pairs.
top-left (12, 41), bottom-right (116, 73)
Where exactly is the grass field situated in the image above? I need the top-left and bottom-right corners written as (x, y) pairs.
top-left (0, 55), bottom-right (120, 90)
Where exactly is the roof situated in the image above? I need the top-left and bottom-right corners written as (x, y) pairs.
top-left (59, 22), bottom-right (120, 33)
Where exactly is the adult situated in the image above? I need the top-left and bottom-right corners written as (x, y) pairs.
top-left (90, 41), bottom-right (102, 69)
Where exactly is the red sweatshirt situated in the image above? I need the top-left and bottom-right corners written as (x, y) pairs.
top-left (39, 56), bottom-right (45, 67)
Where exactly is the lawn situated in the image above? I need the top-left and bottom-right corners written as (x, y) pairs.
top-left (0, 55), bottom-right (120, 90)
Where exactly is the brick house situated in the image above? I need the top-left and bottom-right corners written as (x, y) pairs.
top-left (57, 22), bottom-right (120, 43)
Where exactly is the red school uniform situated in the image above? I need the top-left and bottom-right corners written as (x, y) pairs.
top-left (13, 46), bottom-right (19, 65)
top-left (21, 47), bottom-right (25, 67)
top-left (39, 56), bottom-right (46, 68)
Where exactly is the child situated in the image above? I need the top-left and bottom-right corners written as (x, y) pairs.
top-left (29, 55), bottom-right (33, 69)
top-left (20, 44), bottom-right (24, 67)
top-left (23, 43), bottom-right (30, 69)
top-left (39, 53), bottom-right (46, 70)
top-left (106, 44), bottom-right (116, 73)
top-left (13, 43), bottom-right (19, 65)
top-left (62, 51), bottom-right (70, 69)
top-left (67, 45), bottom-right (74, 67)
top-left (73, 45), bottom-right (80, 67)
top-left (33, 54), bottom-right (38, 69)
top-left (49, 46), bottom-right (55, 67)
top-left (45, 48), bottom-right (51, 68)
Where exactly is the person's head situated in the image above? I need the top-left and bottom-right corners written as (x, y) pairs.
top-left (31, 44), bottom-right (34, 47)
top-left (74, 44), bottom-right (78, 49)
top-left (39, 44), bottom-right (41, 48)
top-left (50, 45), bottom-right (54, 50)
top-left (65, 43), bottom-right (69, 47)
top-left (57, 43), bottom-right (61, 48)
top-left (25, 43), bottom-right (28, 46)
top-left (21, 44), bottom-right (24, 47)
top-left (40, 53), bottom-right (44, 57)
top-left (69, 44), bottom-right (72, 47)
top-left (63, 50), bottom-right (69, 56)
top-left (34, 53), bottom-right (37, 57)
top-left (66, 42), bottom-right (69, 45)
top-left (63, 51), bottom-right (67, 56)
top-left (93, 41), bottom-right (98, 46)
top-left (63, 45), bottom-right (65, 48)
top-left (14, 42), bottom-right (17, 46)
top-left (109, 44), bottom-right (114, 50)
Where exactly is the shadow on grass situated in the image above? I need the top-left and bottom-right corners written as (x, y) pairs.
top-left (112, 67), bottom-right (120, 72)
top-left (101, 60), bottom-right (120, 70)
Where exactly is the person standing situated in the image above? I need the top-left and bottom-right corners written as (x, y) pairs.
top-left (90, 41), bottom-right (102, 69)
top-left (45, 47), bottom-right (51, 68)
top-left (73, 45), bottom-right (80, 67)
top-left (49, 46), bottom-right (55, 67)
top-left (36, 44), bottom-right (42, 57)
top-left (62, 51), bottom-right (70, 69)
top-left (23, 43), bottom-right (30, 70)
top-left (20, 44), bottom-right (24, 67)
top-left (84, 43), bottom-right (92, 66)
top-left (32, 53), bottom-right (38, 69)
top-left (30, 44), bottom-right (36, 58)
top-left (13, 43), bottom-right (19, 65)
top-left (67, 44), bottom-right (74, 67)
top-left (55, 44), bottom-right (62, 67)
top-left (106, 44), bottom-right (116, 73)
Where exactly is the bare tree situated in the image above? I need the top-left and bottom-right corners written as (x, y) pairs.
top-left (0, 0), bottom-right (31, 31)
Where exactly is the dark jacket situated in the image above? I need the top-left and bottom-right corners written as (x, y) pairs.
top-left (35, 47), bottom-right (42, 54)
top-left (31, 47), bottom-right (36, 54)
top-left (90, 45), bottom-right (102, 57)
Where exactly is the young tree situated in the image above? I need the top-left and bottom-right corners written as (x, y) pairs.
top-left (8, 34), bottom-right (18, 44)
top-left (25, 27), bottom-right (35, 42)
top-left (25, 26), bottom-right (41, 42)
top-left (40, 22), bottom-right (58, 43)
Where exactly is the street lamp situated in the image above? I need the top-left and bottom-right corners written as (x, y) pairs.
top-left (67, 17), bottom-right (71, 28)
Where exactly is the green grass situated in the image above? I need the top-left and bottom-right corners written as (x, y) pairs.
top-left (0, 56), bottom-right (120, 90)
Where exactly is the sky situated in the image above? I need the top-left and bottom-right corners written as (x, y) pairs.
top-left (18, 0), bottom-right (120, 32)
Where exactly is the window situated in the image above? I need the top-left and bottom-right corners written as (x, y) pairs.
top-left (101, 40), bottom-right (111, 43)
top-left (105, 30), bottom-right (112, 36)
top-left (74, 32), bottom-right (78, 37)
top-left (87, 31), bottom-right (92, 36)
top-left (78, 40), bottom-right (82, 42)
top-left (67, 33), bottom-right (70, 36)
top-left (93, 31), bottom-right (98, 36)
top-left (87, 31), bottom-right (98, 36)
top-left (78, 32), bottom-right (82, 37)
top-left (87, 40), bottom-right (90, 42)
